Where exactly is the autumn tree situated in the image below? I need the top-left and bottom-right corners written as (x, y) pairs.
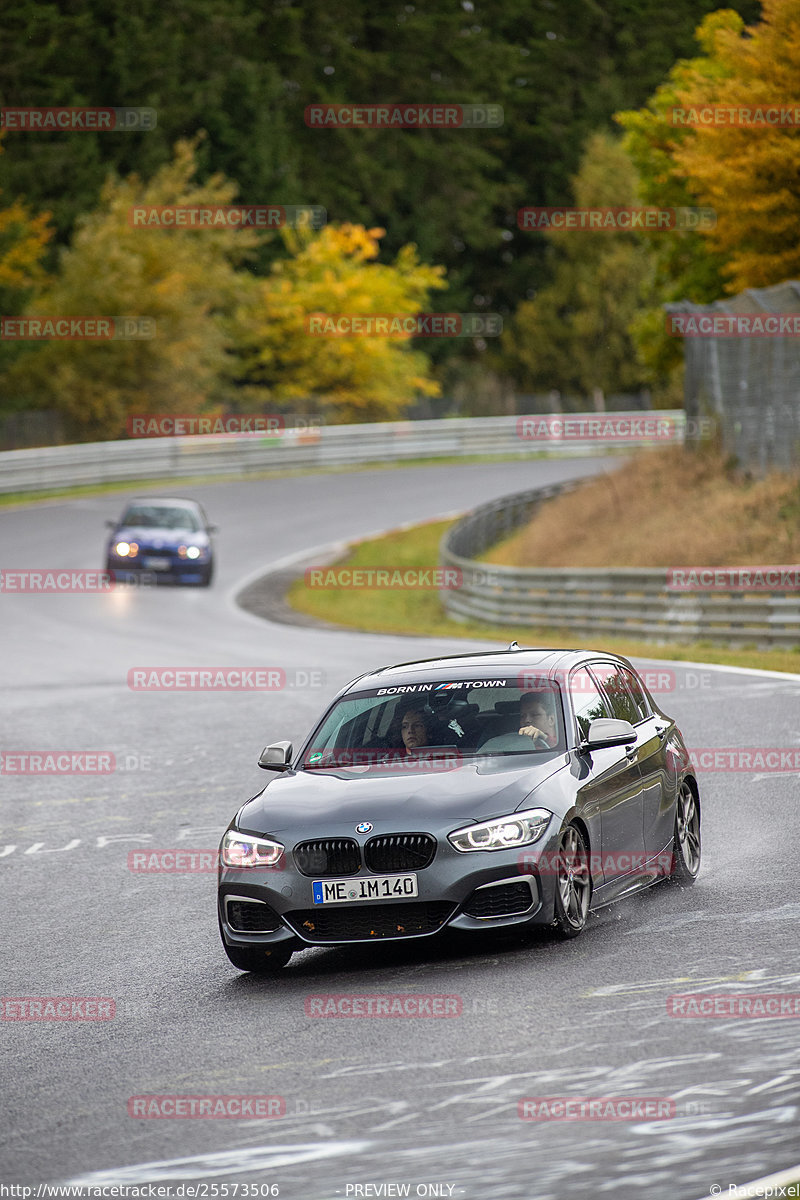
top-left (232, 223), bottom-right (447, 424)
top-left (618, 0), bottom-right (800, 295)
top-left (503, 132), bottom-right (659, 400)
top-left (0, 135), bottom-right (53, 415)
top-left (3, 139), bottom-right (260, 439)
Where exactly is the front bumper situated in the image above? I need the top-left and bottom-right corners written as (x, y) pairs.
top-left (107, 556), bottom-right (211, 584)
top-left (218, 831), bottom-right (563, 949)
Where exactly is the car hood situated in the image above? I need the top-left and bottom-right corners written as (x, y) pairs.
top-left (110, 524), bottom-right (209, 547)
top-left (237, 753), bottom-right (567, 836)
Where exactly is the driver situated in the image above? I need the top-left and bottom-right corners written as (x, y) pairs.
top-left (519, 691), bottom-right (559, 749)
top-left (400, 708), bottom-right (430, 753)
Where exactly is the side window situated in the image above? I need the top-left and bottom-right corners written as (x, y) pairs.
top-left (591, 663), bottom-right (641, 725)
top-left (619, 667), bottom-right (651, 722)
top-left (571, 669), bottom-right (611, 741)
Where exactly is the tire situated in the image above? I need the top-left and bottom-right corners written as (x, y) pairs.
top-left (669, 781), bottom-right (701, 885)
top-left (221, 935), bottom-right (294, 974)
top-left (552, 823), bottom-right (591, 939)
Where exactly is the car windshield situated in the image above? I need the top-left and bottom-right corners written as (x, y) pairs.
top-left (300, 677), bottom-right (566, 769)
top-left (120, 505), bottom-right (201, 532)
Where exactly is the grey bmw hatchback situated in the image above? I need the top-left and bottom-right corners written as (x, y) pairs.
top-left (218, 646), bottom-right (701, 972)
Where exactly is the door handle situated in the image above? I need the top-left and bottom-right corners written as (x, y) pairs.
top-left (625, 744), bottom-right (638, 760)
top-left (654, 724), bottom-right (669, 741)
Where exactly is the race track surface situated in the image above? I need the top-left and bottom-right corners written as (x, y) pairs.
top-left (2, 456), bottom-right (799, 1200)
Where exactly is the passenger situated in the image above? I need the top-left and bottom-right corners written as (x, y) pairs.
top-left (519, 691), bottom-right (559, 749)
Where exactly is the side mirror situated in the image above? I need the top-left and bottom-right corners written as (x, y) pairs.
top-left (105, 520), bottom-right (116, 529)
top-left (207, 524), bottom-right (219, 534)
top-left (258, 740), bottom-right (293, 771)
top-left (581, 718), bottom-right (636, 751)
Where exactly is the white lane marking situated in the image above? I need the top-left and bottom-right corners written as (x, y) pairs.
top-left (629, 906), bottom-right (800, 935)
top-left (633, 655), bottom-right (800, 684)
top-left (582, 970), bottom-right (768, 997)
top-left (64, 1140), bottom-right (370, 1186)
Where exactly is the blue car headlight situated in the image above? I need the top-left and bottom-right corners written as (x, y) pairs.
top-left (448, 808), bottom-right (552, 852)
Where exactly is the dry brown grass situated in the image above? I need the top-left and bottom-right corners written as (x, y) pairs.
top-left (483, 446), bottom-right (800, 568)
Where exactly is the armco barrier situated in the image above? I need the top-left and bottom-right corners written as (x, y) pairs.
top-left (0, 411), bottom-right (682, 495)
top-left (439, 486), bottom-right (800, 648)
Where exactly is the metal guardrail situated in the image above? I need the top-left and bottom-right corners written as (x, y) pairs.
top-left (440, 485), bottom-right (800, 648)
top-left (0, 411), bottom-right (684, 495)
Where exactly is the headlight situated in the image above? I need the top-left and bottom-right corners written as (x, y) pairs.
top-left (448, 808), bottom-right (552, 852)
top-left (178, 545), bottom-right (204, 559)
top-left (115, 541), bottom-right (138, 558)
top-left (220, 830), bottom-right (284, 868)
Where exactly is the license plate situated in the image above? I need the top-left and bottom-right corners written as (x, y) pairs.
top-left (143, 556), bottom-right (171, 570)
top-left (312, 873), bottom-right (418, 905)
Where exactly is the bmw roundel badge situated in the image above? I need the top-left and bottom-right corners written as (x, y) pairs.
top-left (356, 822), bottom-right (373, 834)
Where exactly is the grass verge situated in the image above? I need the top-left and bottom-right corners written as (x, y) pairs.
top-left (287, 517), bottom-right (800, 675)
top-left (484, 444), bottom-right (800, 568)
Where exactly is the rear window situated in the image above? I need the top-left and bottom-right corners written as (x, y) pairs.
top-left (300, 676), bottom-right (566, 769)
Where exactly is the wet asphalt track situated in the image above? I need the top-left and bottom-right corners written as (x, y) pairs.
top-left (2, 455), bottom-right (800, 1199)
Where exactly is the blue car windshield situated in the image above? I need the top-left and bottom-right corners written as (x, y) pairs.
top-left (121, 505), bottom-right (201, 532)
top-left (301, 679), bottom-right (566, 768)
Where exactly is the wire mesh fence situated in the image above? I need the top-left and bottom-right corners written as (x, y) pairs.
top-left (667, 279), bottom-right (800, 474)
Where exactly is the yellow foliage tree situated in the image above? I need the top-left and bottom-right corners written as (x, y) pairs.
top-left (0, 138), bottom-right (51, 299)
top-left (621, 0), bottom-right (800, 294)
top-left (4, 139), bottom-right (260, 439)
top-left (234, 223), bottom-right (447, 424)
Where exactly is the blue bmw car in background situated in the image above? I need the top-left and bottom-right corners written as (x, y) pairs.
top-left (105, 497), bottom-right (216, 586)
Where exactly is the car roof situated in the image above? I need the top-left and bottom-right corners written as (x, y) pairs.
top-left (342, 646), bottom-right (631, 694)
top-left (122, 497), bottom-right (202, 508)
